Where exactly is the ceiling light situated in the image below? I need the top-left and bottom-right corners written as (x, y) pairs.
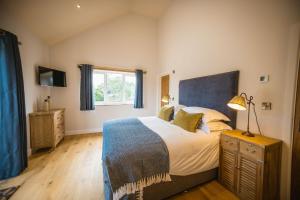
top-left (76, 3), bottom-right (81, 9)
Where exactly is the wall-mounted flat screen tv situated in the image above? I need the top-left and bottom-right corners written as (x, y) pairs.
top-left (38, 66), bottom-right (67, 87)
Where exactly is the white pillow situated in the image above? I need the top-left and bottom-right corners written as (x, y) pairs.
top-left (201, 121), bottom-right (233, 134)
top-left (173, 104), bottom-right (186, 116)
top-left (182, 107), bottom-right (230, 123)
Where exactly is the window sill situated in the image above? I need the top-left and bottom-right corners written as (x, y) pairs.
top-left (95, 103), bottom-right (133, 106)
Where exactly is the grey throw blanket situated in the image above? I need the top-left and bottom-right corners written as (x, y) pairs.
top-left (102, 118), bottom-right (170, 200)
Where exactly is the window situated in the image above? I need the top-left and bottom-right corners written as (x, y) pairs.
top-left (93, 70), bottom-right (136, 105)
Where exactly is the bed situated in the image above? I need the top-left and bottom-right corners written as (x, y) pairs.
top-left (102, 71), bottom-right (239, 200)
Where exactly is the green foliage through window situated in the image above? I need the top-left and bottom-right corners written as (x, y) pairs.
top-left (93, 70), bottom-right (136, 105)
top-left (95, 85), bottom-right (104, 101)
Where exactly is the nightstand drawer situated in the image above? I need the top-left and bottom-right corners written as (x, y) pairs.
top-left (221, 135), bottom-right (238, 151)
top-left (240, 141), bottom-right (264, 162)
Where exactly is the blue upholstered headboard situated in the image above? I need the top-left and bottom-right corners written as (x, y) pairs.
top-left (179, 71), bottom-right (239, 128)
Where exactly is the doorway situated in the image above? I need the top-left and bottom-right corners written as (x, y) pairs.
top-left (291, 44), bottom-right (300, 200)
top-left (160, 74), bottom-right (170, 107)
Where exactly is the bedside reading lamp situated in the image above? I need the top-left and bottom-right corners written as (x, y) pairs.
top-left (161, 95), bottom-right (170, 104)
top-left (227, 93), bottom-right (261, 137)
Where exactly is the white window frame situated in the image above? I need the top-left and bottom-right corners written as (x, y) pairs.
top-left (93, 69), bottom-right (136, 106)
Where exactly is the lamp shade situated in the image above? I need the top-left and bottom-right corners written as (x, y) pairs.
top-left (161, 95), bottom-right (170, 103)
top-left (227, 95), bottom-right (247, 111)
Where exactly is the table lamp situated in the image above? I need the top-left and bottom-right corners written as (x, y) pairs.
top-left (227, 92), bottom-right (255, 137)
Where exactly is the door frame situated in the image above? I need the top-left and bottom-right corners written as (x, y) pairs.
top-left (157, 72), bottom-right (170, 109)
top-left (291, 33), bottom-right (300, 200)
top-left (160, 74), bottom-right (170, 107)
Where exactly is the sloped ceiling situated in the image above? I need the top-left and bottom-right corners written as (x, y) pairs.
top-left (0, 0), bottom-right (171, 45)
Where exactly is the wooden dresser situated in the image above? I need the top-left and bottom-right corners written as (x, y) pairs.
top-left (29, 109), bottom-right (65, 152)
top-left (219, 130), bottom-right (282, 200)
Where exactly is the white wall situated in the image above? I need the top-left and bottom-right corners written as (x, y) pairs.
top-left (0, 10), bottom-right (50, 155)
top-left (50, 14), bottom-right (158, 134)
top-left (157, 0), bottom-right (300, 199)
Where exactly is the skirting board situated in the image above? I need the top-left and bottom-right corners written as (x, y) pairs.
top-left (65, 128), bottom-right (102, 135)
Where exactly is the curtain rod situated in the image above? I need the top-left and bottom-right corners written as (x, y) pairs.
top-left (78, 65), bottom-right (147, 74)
top-left (0, 29), bottom-right (22, 45)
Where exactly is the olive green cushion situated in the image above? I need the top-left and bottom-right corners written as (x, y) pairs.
top-left (173, 109), bottom-right (203, 132)
top-left (158, 106), bottom-right (174, 121)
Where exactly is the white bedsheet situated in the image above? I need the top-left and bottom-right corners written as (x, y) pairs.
top-left (139, 116), bottom-right (220, 176)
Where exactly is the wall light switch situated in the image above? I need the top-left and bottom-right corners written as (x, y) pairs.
top-left (262, 102), bottom-right (272, 110)
top-left (260, 75), bottom-right (269, 83)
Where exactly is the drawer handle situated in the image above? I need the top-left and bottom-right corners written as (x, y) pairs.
top-left (225, 140), bottom-right (234, 146)
top-left (246, 148), bottom-right (256, 154)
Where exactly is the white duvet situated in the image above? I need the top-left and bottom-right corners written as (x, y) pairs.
top-left (139, 116), bottom-right (220, 176)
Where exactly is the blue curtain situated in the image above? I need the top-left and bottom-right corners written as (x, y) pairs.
top-left (134, 70), bottom-right (143, 108)
top-left (0, 30), bottom-right (27, 179)
top-left (79, 64), bottom-right (95, 111)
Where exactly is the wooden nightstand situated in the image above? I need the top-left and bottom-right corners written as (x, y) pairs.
top-left (219, 130), bottom-right (282, 200)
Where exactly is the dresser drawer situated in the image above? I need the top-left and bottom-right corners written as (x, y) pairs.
top-left (221, 135), bottom-right (238, 152)
top-left (55, 122), bottom-right (64, 136)
top-left (55, 133), bottom-right (63, 146)
top-left (240, 141), bottom-right (264, 162)
top-left (55, 111), bottom-right (64, 124)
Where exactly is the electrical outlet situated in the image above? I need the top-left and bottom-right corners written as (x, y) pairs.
top-left (262, 102), bottom-right (272, 110)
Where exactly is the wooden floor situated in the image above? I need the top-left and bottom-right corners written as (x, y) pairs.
top-left (0, 134), bottom-right (238, 200)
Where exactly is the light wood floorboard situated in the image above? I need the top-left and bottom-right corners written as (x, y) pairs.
top-left (0, 134), bottom-right (238, 200)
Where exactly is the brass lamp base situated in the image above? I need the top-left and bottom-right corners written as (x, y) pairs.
top-left (242, 131), bottom-right (255, 137)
